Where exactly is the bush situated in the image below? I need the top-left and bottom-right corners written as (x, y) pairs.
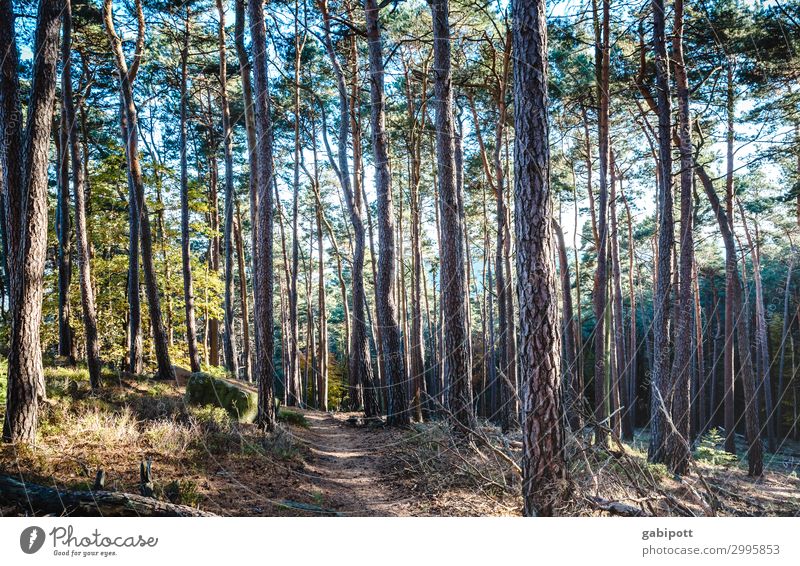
top-left (277, 409), bottom-right (309, 428)
top-left (162, 479), bottom-right (202, 507)
top-left (694, 428), bottom-right (738, 466)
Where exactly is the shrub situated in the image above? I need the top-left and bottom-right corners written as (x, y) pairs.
top-left (694, 428), bottom-right (738, 466)
top-left (277, 409), bottom-right (309, 428)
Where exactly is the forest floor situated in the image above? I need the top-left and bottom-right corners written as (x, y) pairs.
top-left (0, 365), bottom-right (799, 516)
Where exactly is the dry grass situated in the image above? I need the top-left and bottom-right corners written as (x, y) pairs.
top-left (0, 368), bottom-right (315, 515)
top-left (382, 418), bottom-right (800, 517)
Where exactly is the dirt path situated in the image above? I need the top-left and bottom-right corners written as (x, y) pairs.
top-left (294, 411), bottom-right (413, 516)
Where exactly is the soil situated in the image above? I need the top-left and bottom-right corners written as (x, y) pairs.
top-left (289, 411), bottom-right (414, 516)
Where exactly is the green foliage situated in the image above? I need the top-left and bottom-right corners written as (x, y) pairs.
top-left (694, 428), bottom-right (739, 466)
top-left (188, 405), bottom-right (234, 434)
top-left (162, 479), bottom-right (202, 507)
top-left (277, 409), bottom-right (309, 428)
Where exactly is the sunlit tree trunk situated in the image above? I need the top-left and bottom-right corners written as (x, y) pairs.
top-left (2, 0), bottom-right (63, 442)
top-left (179, 10), bottom-right (201, 374)
top-left (514, 0), bottom-right (569, 516)
top-left (216, 0), bottom-right (239, 378)
top-left (248, 0), bottom-right (276, 430)
top-left (104, 0), bottom-right (175, 382)
top-left (63, 0), bottom-right (101, 388)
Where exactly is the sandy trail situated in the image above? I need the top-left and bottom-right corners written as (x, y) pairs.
top-left (296, 411), bottom-right (412, 516)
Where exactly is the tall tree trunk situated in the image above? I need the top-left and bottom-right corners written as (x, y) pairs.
top-left (285, 0), bottom-right (306, 406)
top-left (697, 166), bottom-right (763, 476)
top-left (621, 184), bottom-right (637, 435)
top-left (318, 0), bottom-right (378, 416)
top-left (207, 148), bottom-right (221, 367)
top-left (235, 0), bottom-right (257, 384)
top-left (610, 160), bottom-right (631, 440)
top-left (1, 0), bottom-right (63, 442)
top-left (364, 0), bottom-right (408, 425)
top-left (592, 0), bottom-right (611, 447)
top-left (489, 31), bottom-right (518, 433)
top-left (248, 0), bottom-right (276, 431)
top-left (663, 0), bottom-right (693, 474)
top-left (723, 63), bottom-right (737, 454)
top-left (123, 105), bottom-right (142, 374)
top-left (63, 0), bottom-right (101, 388)
top-left (430, 0), bottom-right (474, 429)
top-left (179, 11), bottom-right (201, 374)
top-left (647, 0), bottom-right (675, 465)
top-left (217, 0), bottom-right (240, 378)
top-left (103, 0), bottom-right (175, 382)
top-left (514, 0), bottom-right (569, 516)
top-left (737, 203), bottom-right (775, 451)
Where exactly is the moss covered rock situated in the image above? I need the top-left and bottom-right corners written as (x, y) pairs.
top-left (184, 372), bottom-right (257, 423)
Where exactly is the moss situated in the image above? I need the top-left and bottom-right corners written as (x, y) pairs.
top-left (185, 372), bottom-right (257, 423)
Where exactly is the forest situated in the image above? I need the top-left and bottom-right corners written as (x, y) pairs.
top-left (0, 0), bottom-right (799, 518)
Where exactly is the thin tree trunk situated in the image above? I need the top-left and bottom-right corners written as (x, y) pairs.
top-left (104, 0), bottom-right (175, 382)
top-left (179, 10), bottom-right (201, 374)
top-left (63, 0), bottom-right (101, 388)
top-left (776, 253), bottom-right (794, 442)
top-left (234, 204), bottom-right (251, 381)
top-left (56, 101), bottom-right (75, 364)
top-left (235, 0), bottom-right (258, 383)
top-left (317, 1), bottom-right (378, 415)
top-left (554, 220), bottom-right (579, 432)
top-left (697, 166), bottom-right (763, 476)
top-left (592, 0), bottom-right (611, 447)
top-left (610, 160), bottom-right (631, 440)
top-left (217, 0), bottom-right (239, 378)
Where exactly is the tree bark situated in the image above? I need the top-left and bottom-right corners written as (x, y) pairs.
top-left (1, 0), bottom-right (63, 442)
top-left (56, 100), bottom-right (75, 364)
top-left (317, 0), bottom-right (378, 416)
top-left (647, 0), bottom-right (675, 466)
top-left (513, 0), bottom-right (569, 516)
top-left (364, 0), bottom-right (408, 425)
top-left (554, 220), bottom-right (580, 432)
top-left (248, 0), bottom-right (276, 431)
top-left (179, 10), bottom-right (201, 374)
top-left (430, 0), bottom-right (475, 430)
top-left (217, 0), bottom-right (240, 378)
top-left (663, 0), bottom-right (693, 474)
top-left (696, 166), bottom-right (763, 476)
top-left (103, 0), bottom-right (175, 382)
top-left (592, 0), bottom-right (611, 447)
top-left (63, 0), bottom-right (102, 388)
top-left (234, 0), bottom-right (257, 384)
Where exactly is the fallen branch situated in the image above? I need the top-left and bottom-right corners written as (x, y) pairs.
top-left (587, 496), bottom-right (649, 517)
top-left (0, 474), bottom-right (214, 517)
